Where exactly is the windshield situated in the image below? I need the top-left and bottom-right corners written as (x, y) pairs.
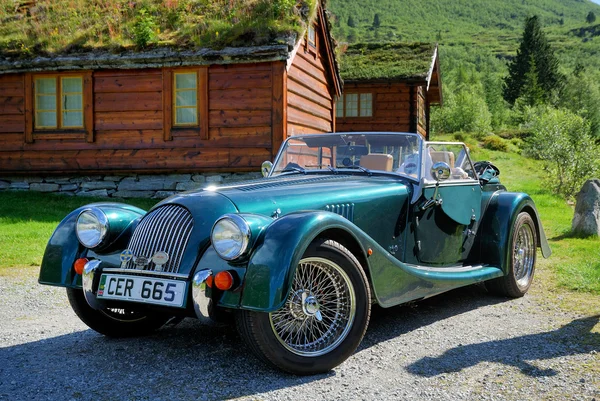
top-left (271, 133), bottom-right (422, 179)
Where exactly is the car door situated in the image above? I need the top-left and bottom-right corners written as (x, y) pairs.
top-left (412, 143), bottom-right (481, 266)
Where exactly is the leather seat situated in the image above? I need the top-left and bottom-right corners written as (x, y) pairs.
top-left (360, 154), bottom-right (394, 171)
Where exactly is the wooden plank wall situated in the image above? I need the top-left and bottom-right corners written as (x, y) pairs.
top-left (336, 82), bottom-right (430, 138)
top-left (336, 82), bottom-right (412, 133)
top-left (0, 64), bottom-right (273, 174)
top-left (0, 74), bottom-right (25, 141)
top-left (417, 86), bottom-right (427, 137)
top-left (287, 33), bottom-right (334, 136)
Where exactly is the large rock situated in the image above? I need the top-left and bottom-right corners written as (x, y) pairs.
top-left (81, 181), bottom-right (116, 190)
top-left (30, 183), bottom-right (60, 192)
top-left (118, 177), bottom-right (165, 191)
top-left (572, 179), bottom-right (600, 236)
top-left (112, 190), bottom-right (155, 199)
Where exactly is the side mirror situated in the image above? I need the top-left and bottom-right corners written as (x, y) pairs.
top-left (431, 162), bottom-right (451, 182)
top-left (261, 161), bottom-right (273, 177)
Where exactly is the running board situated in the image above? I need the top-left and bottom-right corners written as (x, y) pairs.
top-left (403, 263), bottom-right (504, 282)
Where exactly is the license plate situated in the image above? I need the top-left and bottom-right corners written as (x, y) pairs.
top-left (97, 274), bottom-right (186, 307)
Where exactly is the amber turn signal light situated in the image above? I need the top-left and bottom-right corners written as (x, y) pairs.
top-left (73, 258), bottom-right (89, 275)
top-left (214, 271), bottom-right (234, 291)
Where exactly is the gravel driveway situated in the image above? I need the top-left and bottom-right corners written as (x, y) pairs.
top-left (1, 273), bottom-right (598, 401)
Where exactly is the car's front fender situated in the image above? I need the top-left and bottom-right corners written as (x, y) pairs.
top-left (240, 211), bottom-right (370, 312)
top-left (478, 192), bottom-right (551, 274)
top-left (38, 203), bottom-right (146, 288)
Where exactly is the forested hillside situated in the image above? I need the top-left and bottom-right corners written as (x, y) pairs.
top-left (329, 0), bottom-right (600, 200)
top-left (328, 0), bottom-right (600, 68)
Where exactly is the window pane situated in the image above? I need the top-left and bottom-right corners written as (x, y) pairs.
top-left (176, 90), bottom-right (197, 107)
top-left (62, 94), bottom-right (82, 111)
top-left (36, 78), bottom-right (56, 94)
top-left (308, 25), bottom-right (316, 46)
top-left (345, 94), bottom-right (358, 117)
top-left (36, 112), bottom-right (57, 128)
top-left (360, 93), bottom-right (372, 117)
top-left (336, 97), bottom-right (344, 117)
top-left (175, 73), bottom-right (196, 89)
top-left (62, 111), bottom-right (83, 127)
top-left (37, 95), bottom-right (56, 111)
top-left (176, 108), bottom-right (197, 125)
top-left (62, 77), bottom-right (82, 93)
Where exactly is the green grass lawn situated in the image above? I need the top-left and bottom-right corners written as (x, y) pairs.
top-left (0, 192), bottom-right (155, 273)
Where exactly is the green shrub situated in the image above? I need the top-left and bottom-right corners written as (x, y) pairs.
top-left (431, 89), bottom-right (492, 136)
top-left (482, 135), bottom-right (509, 151)
top-left (453, 132), bottom-right (465, 141)
top-left (522, 105), bottom-right (600, 199)
top-left (133, 8), bottom-right (157, 48)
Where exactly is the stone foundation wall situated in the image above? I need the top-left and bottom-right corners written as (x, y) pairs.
top-left (0, 172), bottom-right (263, 199)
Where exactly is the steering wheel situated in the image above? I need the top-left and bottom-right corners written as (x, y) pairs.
top-left (473, 161), bottom-right (500, 182)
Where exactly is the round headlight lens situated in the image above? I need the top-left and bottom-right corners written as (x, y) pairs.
top-left (76, 208), bottom-right (109, 249)
top-left (211, 215), bottom-right (250, 261)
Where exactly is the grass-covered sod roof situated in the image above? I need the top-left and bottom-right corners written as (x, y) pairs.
top-left (0, 0), bottom-right (316, 57)
top-left (339, 42), bottom-right (437, 82)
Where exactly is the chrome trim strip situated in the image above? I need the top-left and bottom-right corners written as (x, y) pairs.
top-left (102, 267), bottom-right (188, 279)
top-left (405, 263), bottom-right (488, 273)
top-left (82, 259), bottom-right (102, 310)
top-left (192, 269), bottom-right (213, 323)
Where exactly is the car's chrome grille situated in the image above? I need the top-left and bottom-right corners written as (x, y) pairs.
top-left (122, 205), bottom-right (193, 274)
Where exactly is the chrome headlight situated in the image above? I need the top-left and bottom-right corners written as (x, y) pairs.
top-left (211, 215), bottom-right (251, 261)
top-left (76, 208), bottom-right (109, 249)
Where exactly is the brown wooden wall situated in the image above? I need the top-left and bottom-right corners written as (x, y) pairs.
top-left (0, 74), bottom-right (25, 135)
top-left (336, 82), bottom-right (429, 137)
top-left (286, 20), bottom-right (335, 136)
top-left (417, 86), bottom-right (427, 137)
top-left (0, 63), bottom-right (279, 174)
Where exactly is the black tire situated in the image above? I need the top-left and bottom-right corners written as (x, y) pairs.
top-left (66, 287), bottom-right (171, 337)
top-left (486, 212), bottom-right (537, 298)
top-left (236, 239), bottom-right (371, 375)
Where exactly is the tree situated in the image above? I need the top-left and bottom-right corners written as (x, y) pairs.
top-left (347, 15), bottom-right (356, 28)
top-left (587, 11), bottom-right (597, 24)
top-left (373, 13), bottom-right (381, 28)
top-left (503, 16), bottom-right (562, 105)
top-left (520, 56), bottom-right (545, 107)
top-left (523, 106), bottom-right (599, 198)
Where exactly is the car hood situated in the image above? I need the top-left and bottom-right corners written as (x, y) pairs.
top-left (165, 174), bottom-right (412, 248)
top-left (213, 174), bottom-right (409, 215)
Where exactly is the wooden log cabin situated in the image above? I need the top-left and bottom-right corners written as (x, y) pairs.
top-left (0, 2), bottom-right (341, 175)
top-left (336, 43), bottom-right (442, 139)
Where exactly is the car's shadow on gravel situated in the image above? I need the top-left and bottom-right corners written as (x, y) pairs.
top-left (1, 285), bottom-right (597, 400)
top-left (406, 313), bottom-right (600, 378)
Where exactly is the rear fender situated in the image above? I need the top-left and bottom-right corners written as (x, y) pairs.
top-left (477, 192), bottom-right (551, 274)
top-left (38, 203), bottom-right (146, 288)
top-left (240, 211), bottom-right (370, 312)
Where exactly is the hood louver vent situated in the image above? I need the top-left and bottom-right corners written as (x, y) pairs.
top-left (325, 203), bottom-right (355, 222)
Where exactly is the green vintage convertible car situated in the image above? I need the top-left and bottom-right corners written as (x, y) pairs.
top-left (39, 132), bottom-right (551, 375)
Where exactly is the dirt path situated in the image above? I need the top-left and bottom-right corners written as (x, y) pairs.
top-left (0, 273), bottom-right (598, 401)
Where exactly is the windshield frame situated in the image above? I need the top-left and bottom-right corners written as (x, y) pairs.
top-left (270, 132), bottom-right (424, 181)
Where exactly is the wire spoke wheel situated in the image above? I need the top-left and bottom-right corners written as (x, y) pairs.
top-left (486, 212), bottom-right (537, 298)
top-left (269, 257), bottom-right (356, 357)
top-left (513, 222), bottom-right (536, 289)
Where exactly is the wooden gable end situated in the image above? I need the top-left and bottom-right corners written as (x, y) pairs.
top-left (286, 6), bottom-right (339, 137)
